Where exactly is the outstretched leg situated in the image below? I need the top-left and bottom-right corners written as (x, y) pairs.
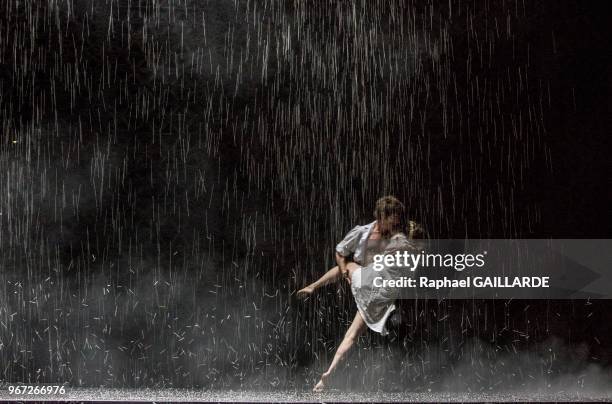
top-left (296, 265), bottom-right (342, 298)
top-left (313, 310), bottom-right (367, 392)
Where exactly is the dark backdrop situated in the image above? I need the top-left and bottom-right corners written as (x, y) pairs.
top-left (0, 0), bottom-right (610, 391)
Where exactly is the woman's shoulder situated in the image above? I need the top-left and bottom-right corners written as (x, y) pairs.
top-left (390, 232), bottom-right (408, 241)
top-left (387, 232), bottom-right (408, 247)
top-left (387, 232), bottom-right (420, 251)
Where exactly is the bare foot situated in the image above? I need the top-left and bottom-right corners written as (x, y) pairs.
top-left (313, 371), bottom-right (330, 392)
top-left (296, 286), bottom-right (314, 299)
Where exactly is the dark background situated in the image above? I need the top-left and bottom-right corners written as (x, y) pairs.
top-left (0, 0), bottom-right (610, 391)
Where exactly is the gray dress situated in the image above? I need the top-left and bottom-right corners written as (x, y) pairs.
top-left (336, 223), bottom-right (412, 335)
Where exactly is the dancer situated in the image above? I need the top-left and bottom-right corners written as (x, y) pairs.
top-left (297, 196), bottom-right (422, 392)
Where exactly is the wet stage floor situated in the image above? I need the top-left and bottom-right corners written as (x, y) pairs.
top-left (0, 388), bottom-right (611, 402)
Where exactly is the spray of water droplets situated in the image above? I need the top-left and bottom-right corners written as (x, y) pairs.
top-left (0, 0), bottom-right (609, 393)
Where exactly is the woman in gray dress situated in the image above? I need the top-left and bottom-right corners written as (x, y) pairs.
top-left (297, 196), bottom-right (423, 392)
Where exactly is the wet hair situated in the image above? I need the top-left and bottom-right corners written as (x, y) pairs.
top-left (373, 195), bottom-right (405, 221)
top-left (407, 220), bottom-right (426, 239)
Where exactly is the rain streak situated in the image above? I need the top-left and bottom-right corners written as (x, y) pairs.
top-left (0, 0), bottom-right (608, 393)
